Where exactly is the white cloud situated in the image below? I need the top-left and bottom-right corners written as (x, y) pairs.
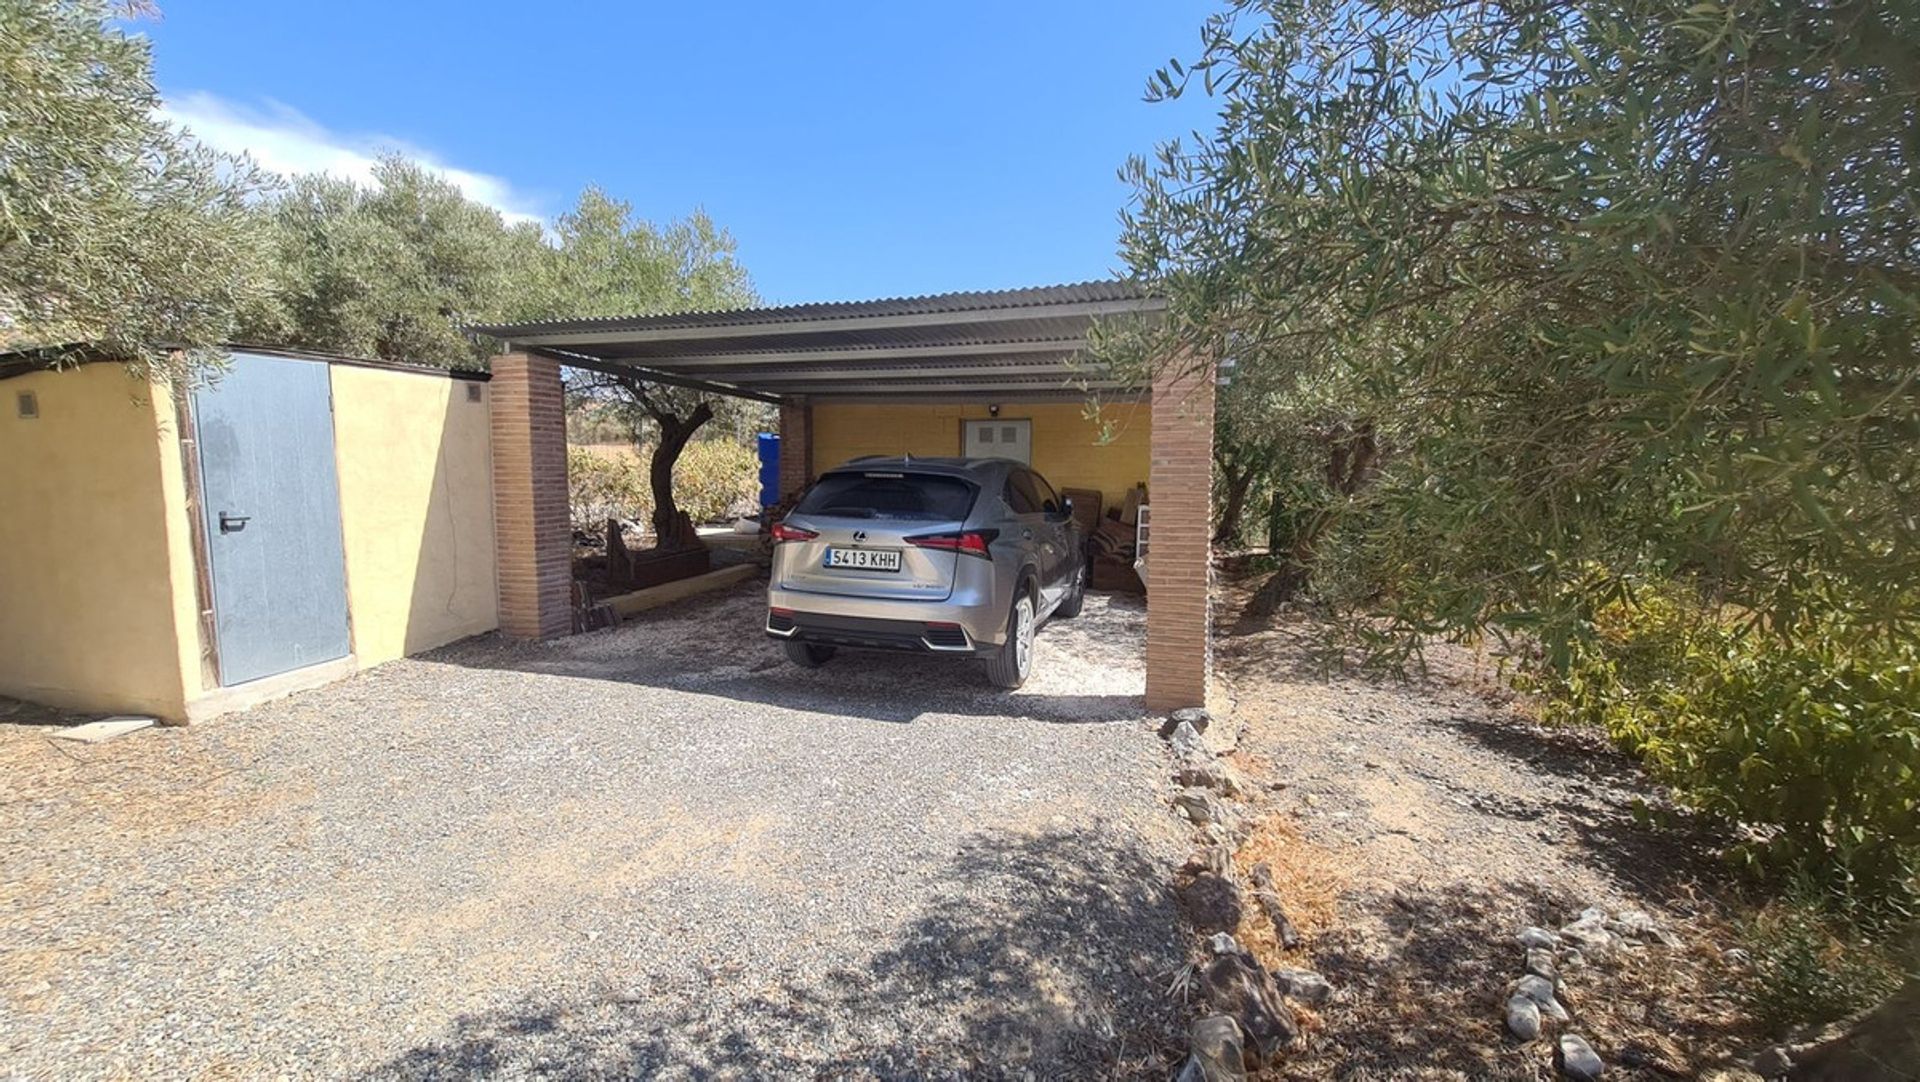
top-left (159, 91), bottom-right (547, 227)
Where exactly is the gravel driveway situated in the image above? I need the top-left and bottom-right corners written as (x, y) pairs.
top-left (1, 585), bottom-right (1188, 1079)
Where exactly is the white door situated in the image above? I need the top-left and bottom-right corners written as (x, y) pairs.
top-left (962, 418), bottom-right (1032, 464)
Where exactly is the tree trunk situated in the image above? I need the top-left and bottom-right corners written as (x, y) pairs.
top-left (1787, 973), bottom-right (1920, 1082)
top-left (647, 401), bottom-right (714, 549)
top-left (1214, 461), bottom-right (1258, 547)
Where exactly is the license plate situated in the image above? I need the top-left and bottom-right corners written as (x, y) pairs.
top-left (825, 547), bottom-right (902, 572)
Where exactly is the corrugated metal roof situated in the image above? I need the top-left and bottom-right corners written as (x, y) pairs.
top-left (468, 279), bottom-right (1163, 400)
top-left (467, 279), bottom-right (1155, 337)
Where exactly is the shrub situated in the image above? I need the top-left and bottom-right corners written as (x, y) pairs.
top-left (672, 439), bottom-right (760, 524)
top-left (1540, 583), bottom-right (1920, 918)
top-left (1738, 892), bottom-right (1908, 1032)
top-left (566, 445), bottom-right (649, 532)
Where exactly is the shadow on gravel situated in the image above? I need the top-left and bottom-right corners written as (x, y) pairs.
top-left (1296, 880), bottom-right (1574, 1079)
top-left (370, 827), bottom-right (1187, 1080)
top-left (1433, 714), bottom-right (1731, 897)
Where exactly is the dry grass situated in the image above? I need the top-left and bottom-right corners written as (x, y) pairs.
top-left (1232, 812), bottom-right (1352, 970)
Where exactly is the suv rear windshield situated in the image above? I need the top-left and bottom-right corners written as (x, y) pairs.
top-left (796, 472), bottom-right (978, 522)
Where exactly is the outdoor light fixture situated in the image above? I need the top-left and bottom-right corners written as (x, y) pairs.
top-left (988, 403), bottom-right (1001, 417)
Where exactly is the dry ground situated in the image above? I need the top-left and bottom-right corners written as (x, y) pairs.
top-left (1209, 571), bottom-right (1764, 1080)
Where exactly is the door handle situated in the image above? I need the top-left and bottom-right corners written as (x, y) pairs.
top-left (219, 511), bottom-right (251, 534)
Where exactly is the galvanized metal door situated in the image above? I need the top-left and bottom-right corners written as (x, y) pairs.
top-left (192, 352), bottom-right (351, 685)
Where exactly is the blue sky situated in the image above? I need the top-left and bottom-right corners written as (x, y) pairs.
top-left (143, 2), bottom-right (1222, 307)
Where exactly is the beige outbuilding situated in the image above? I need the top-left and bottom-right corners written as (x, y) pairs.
top-left (0, 348), bottom-right (498, 722)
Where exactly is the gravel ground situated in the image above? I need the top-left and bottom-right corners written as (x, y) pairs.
top-left (1, 585), bottom-right (1190, 1079)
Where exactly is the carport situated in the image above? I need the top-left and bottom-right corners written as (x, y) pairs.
top-left (470, 281), bottom-right (1214, 710)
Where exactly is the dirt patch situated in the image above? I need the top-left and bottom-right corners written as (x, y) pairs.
top-left (1208, 569), bottom-right (1765, 1080)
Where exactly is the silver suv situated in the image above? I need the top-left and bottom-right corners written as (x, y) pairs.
top-left (765, 456), bottom-right (1087, 688)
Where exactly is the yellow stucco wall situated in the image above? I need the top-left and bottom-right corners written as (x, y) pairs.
top-left (0, 365), bottom-right (193, 718)
top-left (329, 366), bottom-right (498, 665)
top-left (810, 399), bottom-right (1151, 511)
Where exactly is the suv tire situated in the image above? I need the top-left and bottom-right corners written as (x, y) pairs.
top-left (985, 592), bottom-right (1036, 689)
top-left (784, 641), bottom-right (836, 668)
top-left (1054, 558), bottom-right (1087, 619)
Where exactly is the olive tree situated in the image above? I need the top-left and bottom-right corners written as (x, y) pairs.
top-left (0, 0), bottom-right (268, 377)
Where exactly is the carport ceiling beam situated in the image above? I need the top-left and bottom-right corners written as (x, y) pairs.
top-left (705, 362), bottom-right (1110, 382)
top-left (527, 348), bottom-right (781, 404)
top-left (747, 379), bottom-right (1129, 395)
top-left (633, 338), bottom-right (1087, 368)
top-left (504, 298), bottom-right (1165, 348)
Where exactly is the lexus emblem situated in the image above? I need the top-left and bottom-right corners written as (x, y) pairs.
top-left (852, 530), bottom-right (868, 542)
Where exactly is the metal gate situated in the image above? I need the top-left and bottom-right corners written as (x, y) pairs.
top-left (191, 352), bottom-right (351, 685)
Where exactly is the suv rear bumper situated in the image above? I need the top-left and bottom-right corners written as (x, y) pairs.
top-left (765, 587), bottom-right (1005, 653)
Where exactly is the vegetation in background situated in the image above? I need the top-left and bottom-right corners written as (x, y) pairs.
top-left (0, 0), bottom-right (268, 378)
top-left (567, 441), bottom-right (759, 536)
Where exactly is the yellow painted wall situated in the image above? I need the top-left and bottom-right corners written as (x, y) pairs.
top-left (810, 400), bottom-right (1151, 511)
top-left (329, 366), bottom-right (498, 665)
top-left (0, 365), bottom-right (193, 718)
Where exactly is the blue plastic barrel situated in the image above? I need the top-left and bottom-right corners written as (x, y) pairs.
top-left (756, 432), bottom-right (781, 510)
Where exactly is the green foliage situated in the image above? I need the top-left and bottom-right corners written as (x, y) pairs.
top-left (1539, 580), bottom-right (1920, 915)
top-left (0, 0), bottom-right (269, 377)
top-left (1118, 0), bottom-right (1920, 663)
top-left (1739, 891), bottom-right (1909, 1032)
top-left (566, 447), bottom-right (649, 533)
top-left (671, 439), bottom-right (760, 524)
top-left (241, 158), bottom-right (546, 368)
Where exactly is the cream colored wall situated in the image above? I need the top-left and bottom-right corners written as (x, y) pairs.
top-left (0, 365), bottom-right (193, 718)
top-left (328, 366), bottom-right (498, 665)
top-left (810, 399), bottom-right (1151, 511)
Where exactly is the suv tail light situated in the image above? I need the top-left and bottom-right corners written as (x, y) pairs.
top-left (905, 529), bottom-right (997, 559)
top-left (771, 522), bottom-right (818, 543)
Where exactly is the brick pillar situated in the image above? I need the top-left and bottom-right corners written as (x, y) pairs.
top-left (778, 395), bottom-right (813, 500)
top-left (490, 352), bottom-right (570, 639)
top-left (1145, 354), bottom-right (1216, 712)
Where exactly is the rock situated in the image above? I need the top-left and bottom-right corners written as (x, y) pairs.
top-left (1177, 1015), bottom-right (1247, 1082)
top-left (1511, 974), bottom-right (1570, 1021)
top-left (1511, 974), bottom-right (1558, 1004)
top-left (1526, 947), bottom-right (1560, 982)
top-left (1207, 932), bottom-right (1244, 957)
top-left (1518, 926), bottom-right (1559, 950)
top-left (1171, 706), bottom-right (1212, 732)
top-left (1558, 917), bottom-right (1619, 956)
top-left (1560, 947), bottom-right (1586, 972)
top-left (1556, 1033), bottom-right (1604, 1080)
top-left (1169, 721), bottom-right (1209, 759)
top-left (1174, 788), bottom-right (1234, 827)
top-left (1176, 756), bottom-right (1246, 797)
top-left (1609, 908), bottom-right (1681, 947)
top-left (1272, 967), bottom-right (1333, 1006)
top-left (1177, 870), bottom-right (1244, 934)
top-left (1201, 951), bottom-right (1299, 1066)
top-left (1506, 994), bottom-right (1542, 1041)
